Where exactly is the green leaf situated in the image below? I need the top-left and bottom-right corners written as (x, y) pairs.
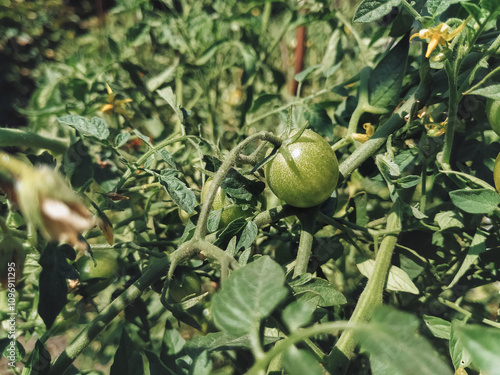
top-left (38, 244), bottom-right (75, 328)
top-left (357, 259), bottom-right (419, 294)
top-left (449, 188), bottom-right (500, 214)
top-left (422, 315), bottom-right (451, 340)
top-left (368, 37), bottom-right (408, 110)
top-left (115, 132), bottom-right (131, 148)
top-left (0, 339), bottom-right (25, 365)
top-left (58, 115), bottom-right (110, 140)
top-left (282, 300), bottom-right (315, 331)
top-left (455, 324), bottom-right (500, 374)
top-left (203, 155), bottom-right (265, 201)
top-left (292, 277), bottom-right (347, 307)
top-left (294, 64), bottom-right (320, 83)
top-left (158, 149), bottom-right (176, 169)
top-left (159, 169), bottom-right (197, 215)
top-left (157, 86), bottom-right (185, 123)
top-left (282, 346), bottom-right (323, 375)
top-left (447, 229), bottom-right (488, 289)
top-left (427, 0), bottom-right (467, 16)
top-left (304, 104), bottom-right (334, 140)
top-left (189, 351), bottom-right (213, 375)
top-left (357, 306), bottom-right (453, 375)
top-left (396, 175), bottom-right (421, 189)
top-left (435, 211), bottom-right (464, 230)
top-left (481, 0), bottom-right (500, 14)
top-left (462, 2), bottom-right (483, 23)
top-left (110, 329), bottom-right (144, 375)
top-left (126, 22), bottom-right (150, 47)
top-left (235, 42), bottom-right (257, 85)
top-left (144, 349), bottom-right (177, 375)
top-left (212, 256), bottom-right (288, 335)
top-left (353, 0), bottom-right (401, 23)
top-left (146, 59), bottom-right (178, 92)
top-left (133, 129), bottom-right (152, 146)
top-left (236, 221), bottom-right (258, 251)
top-left (467, 83), bottom-right (500, 100)
top-left (247, 94), bottom-right (281, 114)
top-left (449, 321), bottom-right (472, 370)
top-left (23, 340), bottom-right (51, 375)
top-left (183, 332), bottom-right (280, 358)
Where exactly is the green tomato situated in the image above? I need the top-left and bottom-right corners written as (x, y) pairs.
top-left (265, 129), bottom-right (339, 208)
top-left (487, 99), bottom-right (500, 136)
top-left (494, 152), bottom-right (500, 194)
top-left (74, 251), bottom-right (119, 296)
top-left (169, 267), bottom-right (202, 303)
top-left (201, 177), bottom-right (248, 228)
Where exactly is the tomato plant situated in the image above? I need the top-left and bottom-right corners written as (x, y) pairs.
top-left (1, 1), bottom-right (500, 375)
top-left (265, 129), bottom-right (339, 208)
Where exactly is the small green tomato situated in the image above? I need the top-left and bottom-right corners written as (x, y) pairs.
top-left (201, 177), bottom-right (248, 228)
top-left (169, 268), bottom-right (202, 303)
top-left (74, 251), bottom-right (119, 296)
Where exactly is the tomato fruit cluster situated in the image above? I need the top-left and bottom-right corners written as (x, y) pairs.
top-left (201, 177), bottom-right (249, 228)
top-left (265, 129), bottom-right (339, 208)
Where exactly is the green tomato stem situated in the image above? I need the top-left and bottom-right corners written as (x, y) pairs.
top-left (400, 0), bottom-right (424, 23)
top-left (246, 321), bottom-right (354, 375)
top-left (114, 135), bottom-right (196, 191)
top-left (293, 205), bottom-right (319, 278)
top-left (347, 67), bottom-right (370, 135)
top-left (0, 128), bottom-right (68, 154)
top-left (440, 61), bottom-right (459, 171)
top-left (324, 206), bottom-right (401, 374)
top-left (339, 61), bottom-right (431, 179)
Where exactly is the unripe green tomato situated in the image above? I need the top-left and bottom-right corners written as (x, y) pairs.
top-left (201, 177), bottom-right (248, 228)
top-left (486, 99), bottom-right (500, 136)
top-left (265, 129), bottom-right (339, 208)
top-left (494, 152), bottom-right (500, 194)
top-left (169, 268), bottom-right (202, 303)
top-left (74, 251), bottom-right (119, 296)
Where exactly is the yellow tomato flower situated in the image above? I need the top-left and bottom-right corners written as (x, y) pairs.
top-left (99, 83), bottom-right (133, 117)
top-left (410, 18), bottom-right (469, 58)
top-left (352, 123), bottom-right (375, 143)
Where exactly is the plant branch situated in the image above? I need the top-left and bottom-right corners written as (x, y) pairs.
top-left (325, 205), bottom-right (401, 374)
top-left (246, 321), bottom-right (354, 375)
top-left (48, 255), bottom-right (170, 375)
top-left (0, 128), bottom-right (68, 154)
top-left (293, 205), bottom-right (319, 278)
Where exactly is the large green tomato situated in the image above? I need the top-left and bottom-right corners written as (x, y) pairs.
top-left (74, 250), bottom-right (119, 296)
top-left (487, 99), bottom-right (500, 136)
top-left (201, 177), bottom-right (248, 228)
top-left (494, 152), bottom-right (500, 194)
top-left (265, 129), bottom-right (339, 208)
